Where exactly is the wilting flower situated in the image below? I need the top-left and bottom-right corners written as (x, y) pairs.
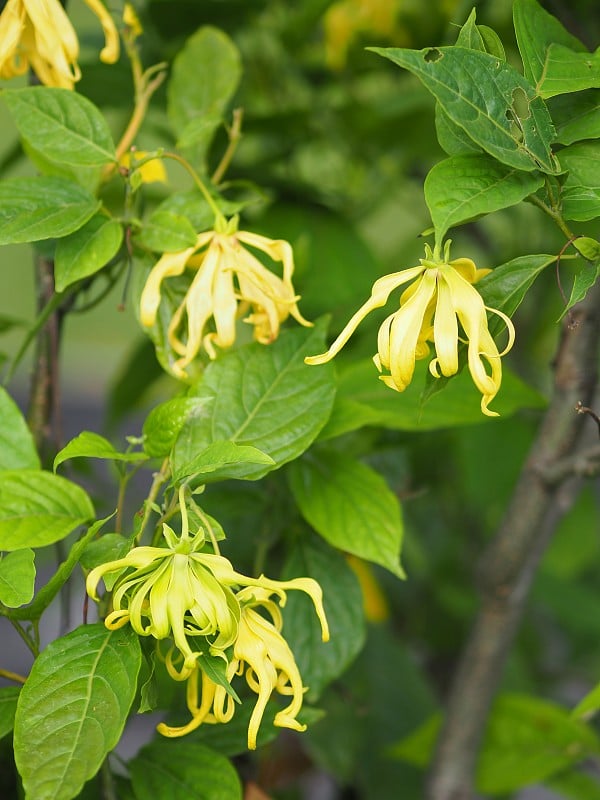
top-left (306, 242), bottom-right (515, 416)
top-left (158, 583), bottom-right (329, 749)
top-left (139, 213), bottom-right (311, 377)
top-left (0, 0), bottom-right (119, 89)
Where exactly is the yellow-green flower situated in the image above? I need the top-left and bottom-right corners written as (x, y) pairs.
top-left (139, 214), bottom-right (311, 378)
top-left (158, 583), bottom-right (329, 749)
top-left (306, 242), bottom-right (515, 416)
top-left (86, 522), bottom-right (241, 668)
top-left (0, 0), bottom-right (119, 88)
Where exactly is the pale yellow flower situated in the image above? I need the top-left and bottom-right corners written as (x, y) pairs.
top-left (306, 242), bottom-right (515, 416)
top-left (0, 0), bottom-right (119, 89)
top-left (140, 214), bottom-right (311, 377)
top-left (158, 583), bottom-right (329, 749)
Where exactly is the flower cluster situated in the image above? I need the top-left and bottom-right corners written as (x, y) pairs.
top-left (86, 492), bottom-right (328, 749)
top-left (306, 241), bottom-right (515, 416)
top-left (0, 0), bottom-right (119, 89)
top-left (140, 214), bottom-right (311, 378)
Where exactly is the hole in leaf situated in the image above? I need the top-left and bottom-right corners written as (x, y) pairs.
top-left (511, 87), bottom-right (531, 121)
top-left (424, 48), bottom-right (443, 63)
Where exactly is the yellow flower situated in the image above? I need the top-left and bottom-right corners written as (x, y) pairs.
top-left (158, 583), bottom-right (329, 749)
top-left (0, 0), bottom-right (119, 89)
top-left (324, 0), bottom-right (405, 70)
top-left (139, 214), bottom-right (311, 377)
top-left (123, 3), bottom-right (142, 39)
top-left (306, 242), bottom-right (515, 416)
top-left (86, 522), bottom-right (242, 669)
top-left (120, 150), bottom-right (167, 184)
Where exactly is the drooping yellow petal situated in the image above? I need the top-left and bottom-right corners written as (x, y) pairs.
top-left (430, 269), bottom-right (459, 378)
top-left (0, 0), bottom-right (28, 78)
top-left (140, 247), bottom-right (196, 327)
top-left (305, 265), bottom-right (426, 366)
top-left (82, 0), bottom-right (120, 63)
top-left (384, 269), bottom-right (437, 391)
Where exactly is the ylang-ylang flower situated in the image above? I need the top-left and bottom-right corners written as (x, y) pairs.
top-left (0, 0), bottom-right (119, 89)
top-left (87, 489), bottom-right (329, 749)
top-left (306, 241), bottom-right (515, 416)
top-left (140, 213), bottom-right (311, 378)
top-left (158, 584), bottom-right (329, 749)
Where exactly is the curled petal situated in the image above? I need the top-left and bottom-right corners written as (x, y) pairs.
top-left (140, 247), bottom-right (196, 327)
top-left (82, 0), bottom-right (120, 63)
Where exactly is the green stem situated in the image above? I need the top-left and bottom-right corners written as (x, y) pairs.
top-left (528, 193), bottom-right (576, 241)
top-left (211, 107), bottom-right (244, 186)
top-left (9, 619), bottom-right (38, 657)
top-left (136, 457), bottom-right (171, 545)
top-left (0, 668), bottom-right (27, 685)
top-left (160, 152), bottom-right (222, 219)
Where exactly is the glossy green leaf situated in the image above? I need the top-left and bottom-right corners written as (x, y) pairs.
top-left (513, 0), bottom-right (587, 85)
top-left (143, 397), bottom-right (213, 458)
top-left (282, 536), bottom-right (366, 699)
top-left (0, 548), bottom-right (35, 607)
top-left (559, 142), bottom-right (600, 221)
top-left (0, 177), bottom-right (99, 244)
top-left (455, 9), bottom-right (486, 51)
top-left (172, 440), bottom-right (275, 485)
top-left (317, 396), bottom-right (383, 441)
top-left (54, 215), bottom-right (123, 292)
top-left (0, 470), bottom-right (94, 551)
top-left (129, 740), bottom-right (242, 800)
top-left (552, 91), bottom-right (600, 146)
top-left (574, 237), bottom-right (600, 262)
top-left (172, 322), bottom-right (336, 480)
top-left (0, 386), bottom-right (40, 470)
top-left (167, 26), bottom-right (241, 170)
top-left (53, 432), bottom-right (147, 472)
top-left (538, 45), bottom-right (600, 99)
top-left (424, 153), bottom-right (544, 240)
top-left (3, 87), bottom-right (116, 166)
top-left (372, 46), bottom-right (559, 174)
top-left (288, 451), bottom-right (404, 578)
top-left (392, 693), bottom-right (600, 794)
top-left (149, 190), bottom-right (214, 233)
top-left (135, 210), bottom-right (198, 253)
top-left (14, 624), bottom-right (141, 800)
top-left (0, 687), bottom-right (20, 740)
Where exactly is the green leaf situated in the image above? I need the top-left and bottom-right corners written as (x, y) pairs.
top-left (149, 190), bottom-right (214, 233)
top-left (455, 9), bottom-right (486, 50)
top-left (3, 87), bottom-right (116, 166)
top-left (172, 322), bottom-right (336, 481)
top-left (0, 470), bottom-right (94, 551)
top-left (54, 214), bottom-right (123, 292)
top-left (574, 237), bottom-right (600, 262)
top-left (552, 90), bottom-right (600, 146)
top-left (0, 548), bottom-right (35, 607)
top-left (561, 263), bottom-right (600, 317)
top-left (0, 686), bottom-right (20, 740)
top-left (135, 210), bottom-right (198, 253)
top-left (172, 440), bottom-right (275, 485)
top-left (538, 45), bottom-right (600, 99)
top-left (559, 141), bottom-right (600, 221)
top-left (435, 104), bottom-right (482, 157)
top-left (53, 432), bottom-right (147, 472)
top-left (167, 26), bottom-right (241, 171)
top-left (336, 358), bottom-right (545, 430)
top-left (372, 45), bottom-right (559, 174)
top-left (282, 536), bottom-right (366, 699)
top-left (288, 451), bottom-right (404, 578)
top-left (129, 740), bottom-right (242, 800)
top-left (424, 153), bottom-right (544, 240)
top-left (477, 253), bottom-right (557, 330)
top-left (513, 0), bottom-right (587, 86)
top-left (79, 533), bottom-right (131, 571)
top-left (545, 770), bottom-right (600, 800)
top-left (14, 624), bottom-right (141, 800)
top-left (143, 397), bottom-right (213, 458)
top-left (573, 680), bottom-right (600, 721)
top-left (317, 396), bottom-right (384, 441)
top-left (0, 387), bottom-right (40, 470)
top-left (0, 177), bottom-right (100, 244)
top-left (392, 694), bottom-right (600, 794)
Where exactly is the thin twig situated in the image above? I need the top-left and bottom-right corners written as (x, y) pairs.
top-left (426, 281), bottom-right (600, 800)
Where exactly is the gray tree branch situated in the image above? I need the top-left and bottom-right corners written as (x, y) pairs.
top-left (426, 282), bottom-right (600, 800)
